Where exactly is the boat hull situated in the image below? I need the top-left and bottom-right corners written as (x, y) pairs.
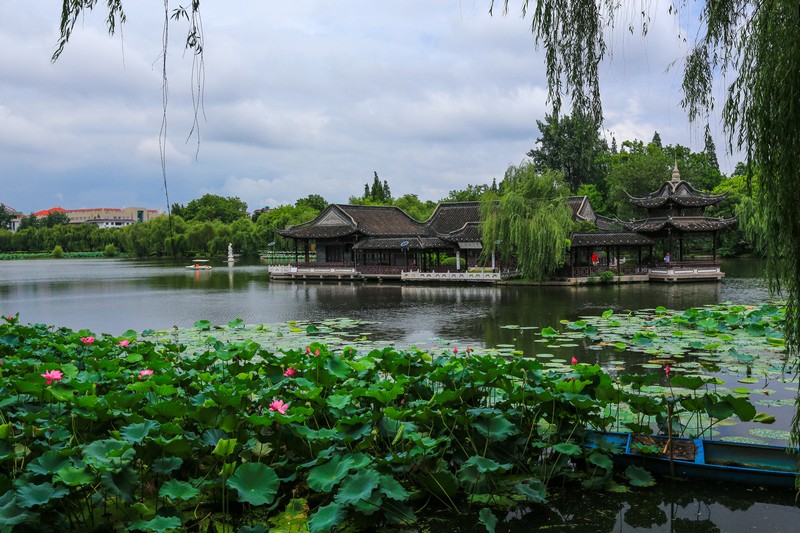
top-left (587, 431), bottom-right (799, 488)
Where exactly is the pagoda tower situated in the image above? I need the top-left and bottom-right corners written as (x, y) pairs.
top-left (618, 163), bottom-right (737, 264)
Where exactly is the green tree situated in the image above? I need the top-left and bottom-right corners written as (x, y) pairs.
top-left (393, 194), bottom-right (437, 221)
top-left (442, 184), bottom-right (490, 202)
top-left (43, 211), bottom-right (71, 228)
top-left (491, 0), bottom-right (800, 438)
top-left (0, 205), bottom-right (14, 230)
top-left (295, 194), bottom-right (328, 212)
top-left (182, 194), bottom-right (248, 224)
top-left (527, 110), bottom-right (608, 191)
top-left (18, 213), bottom-right (39, 231)
top-left (480, 162), bottom-right (573, 281)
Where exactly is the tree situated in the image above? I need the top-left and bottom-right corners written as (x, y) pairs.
top-left (295, 194), bottom-right (327, 212)
top-left (0, 205), bottom-right (14, 230)
top-left (480, 162), bottom-right (573, 281)
top-left (527, 110), bottom-right (608, 191)
top-left (181, 194), bottom-right (248, 224)
top-left (442, 184), bottom-right (490, 203)
top-left (491, 0), bottom-right (800, 440)
top-left (43, 211), bottom-right (71, 228)
top-left (704, 127), bottom-right (719, 172)
top-left (651, 131), bottom-right (662, 149)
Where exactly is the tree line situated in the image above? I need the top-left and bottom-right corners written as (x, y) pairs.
top-left (0, 117), bottom-right (754, 259)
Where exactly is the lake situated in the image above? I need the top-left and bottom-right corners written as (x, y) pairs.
top-left (1, 257), bottom-right (797, 531)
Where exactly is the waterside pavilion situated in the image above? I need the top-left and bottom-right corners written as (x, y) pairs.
top-left (618, 164), bottom-right (737, 282)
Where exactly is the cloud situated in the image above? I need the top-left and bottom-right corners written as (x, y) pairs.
top-left (0, 2), bottom-right (738, 215)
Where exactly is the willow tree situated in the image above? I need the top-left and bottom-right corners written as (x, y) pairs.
top-left (492, 0), bottom-right (800, 443)
top-left (480, 163), bottom-right (573, 281)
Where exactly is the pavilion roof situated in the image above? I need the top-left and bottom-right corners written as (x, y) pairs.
top-left (618, 216), bottom-right (738, 233)
top-left (277, 204), bottom-right (429, 239)
top-left (570, 232), bottom-right (654, 247)
top-left (352, 236), bottom-right (448, 250)
top-left (424, 202), bottom-right (481, 234)
top-left (626, 164), bottom-right (727, 208)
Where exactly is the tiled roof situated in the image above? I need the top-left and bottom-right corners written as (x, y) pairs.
top-left (352, 236), bottom-right (448, 250)
top-left (627, 181), bottom-right (727, 208)
top-left (619, 216), bottom-right (738, 233)
top-left (570, 232), bottom-right (654, 247)
top-left (424, 202), bottom-right (481, 234)
top-left (277, 204), bottom-right (430, 239)
top-left (440, 222), bottom-right (482, 243)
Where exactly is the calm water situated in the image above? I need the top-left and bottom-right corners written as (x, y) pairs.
top-left (1, 257), bottom-right (797, 530)
top-left (0, 257), bottom-right (773, 341)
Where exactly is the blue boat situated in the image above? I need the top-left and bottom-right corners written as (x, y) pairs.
top-left (587, 431), bottom-right (799, 488)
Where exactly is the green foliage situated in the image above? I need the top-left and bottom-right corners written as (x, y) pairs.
top-left (181, 194), bottom-right (249, 224)
top-left (528, 110), bottom-right (608, 190)
top-left (442, 183), bottom-right (491, 202)
top-left (103, 243), bottom-right (119, 257)
top-left (599, 270), bottom-right (615, 283)
top-left (0, 204), bottom-right (14, 230)
top-left (51, 244), bottom-right (64, 258)
top-left (480, 162), bottom-right (573, 280)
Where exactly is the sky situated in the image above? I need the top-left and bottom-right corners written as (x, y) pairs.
top-left (0, 2), bottom-right (738, 216)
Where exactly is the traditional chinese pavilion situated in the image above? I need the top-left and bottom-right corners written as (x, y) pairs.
top-left (618, 164), bottom-right (737, 281)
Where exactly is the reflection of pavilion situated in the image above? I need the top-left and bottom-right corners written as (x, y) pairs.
top-left (619, 164), bottom-right (737, 282)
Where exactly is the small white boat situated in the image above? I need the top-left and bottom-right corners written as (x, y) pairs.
top-left (186, 259), bottom-right (212, 270)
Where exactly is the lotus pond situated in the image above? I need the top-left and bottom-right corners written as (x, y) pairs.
top-left (0, 299), bottom-right (796, 531)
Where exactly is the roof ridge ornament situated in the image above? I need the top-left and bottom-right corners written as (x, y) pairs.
top-left (671, 161), bottom-right (681, 185)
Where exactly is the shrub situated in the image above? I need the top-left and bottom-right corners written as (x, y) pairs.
top-left (51, 245), bottom-right (64, 258)
top-left (103, 244), bottom-right (119, 257)
top-left (599, 270), bottom-right (615, 283)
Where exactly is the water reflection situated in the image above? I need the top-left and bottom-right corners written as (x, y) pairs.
top-left (497, 478), bottom-right (798, 532)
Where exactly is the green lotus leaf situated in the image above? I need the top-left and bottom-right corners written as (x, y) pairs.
top-left (159, 479), bottom-right (199, 501)
top-left (307, 455), bottom-right (355, 493)
top-left (417, 469), bottom-right (459, 500)
top-left (461, 455), bottom-right (511, 474)
top-left (0, 492), bottom-right (30, 526)
top-left (82, 439), bottom-right (135, 472)
top-left (326, 394), bottom-right (351, 410)
top-left (151, 457), bottom-right (183, 475)
top-left (515, 479), bottom-right (547, 503)
top-left (239, 525), bottom-right (269, 533)
top-left (479, 507), bottom-right (497, 532)
top-left (27, 451), bottom-right (69, 475)
top-left (194, 320), bottom-right (212, 331)
top-left (128, 515), bottom-right (183, 532)
top-left (625, 465), bottom-right (656, 487)
top-left (121, 420), bottom-right (161, 445)
top-left (292, 425), bottom-right (338, 441)
top-left (227, 463), bottom-right (279, 506)
top-left (551, 442), bottom-right (581, 456)
top-left (541, 327), bottom-right (559, 337)
top-left (754, 413), bottom-right (776, 424)
top-left (378, 474), bottom-right (408, 501)
top-left (16, 481), bottom-right (69, 508)
top-left (265, 498), bottom-right (308, 532)
top-left (54, 465), bottom-right (95, 486)
top-left (472, 416), bottom-right (516, 441)
top-left (308, 501), bottom-right (346, 533)
top-left (212, 438), bottom-right (237, 457)
top-left (589, 452), bottom-right (614, 471)
top-left (334, 469), bottom-right (380, 505)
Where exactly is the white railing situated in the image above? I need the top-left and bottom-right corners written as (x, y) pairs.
top-left (400, 270), bottom-right (518, 282)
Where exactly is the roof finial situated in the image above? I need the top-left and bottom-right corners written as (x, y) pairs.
top-left (671, 161), bottom-right (681, 183)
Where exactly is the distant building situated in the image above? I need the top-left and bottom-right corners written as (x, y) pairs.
top-left (1, 204), bottom-right (23, 232)
top-left (34, 206), bottom-right (162, 226)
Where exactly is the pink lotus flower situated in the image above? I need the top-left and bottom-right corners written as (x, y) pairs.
top-left (269, 399), bottom-right (289, 414)
top-left (453, 346), bottom-right (459, 354)
top-left (42, 369), bottom-right (63, 385)
top-left (314, 349), bottom-right (320, 356)
top-left (466, 347), bottom-right (473, 354)
top-left (283, 367), bottom-right (297, 377)
top-left (81, 336), bottom-right (95, 345)
top-left (306, 346), bottom-right (311, 355)
top-left (571, 356), bottom-right (579, 365)
top-left (118, 340), bottom-right (130, 347)
top-left (665, 365), bottom-right (671, 375)
top-left (139, 369), bottom-right (154, 380)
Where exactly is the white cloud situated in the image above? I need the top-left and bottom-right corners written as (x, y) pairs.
top-left (0, 2), bottom-right (738, 214)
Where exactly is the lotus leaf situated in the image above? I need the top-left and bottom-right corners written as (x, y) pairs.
top-left (479, 507), bottom-right (497, 532)
top-left (625, 465), bottom-right (656, 487)
top-left (27, 451), bottom-right (69, 476)
top-left (308, 501), bottom-right (346, 533)
top-left (308, 456), bottom-right (355, 492)
top-left (15, 482), bottom-right (69, 508)
top-left (227, 463), bottom-right (279, 506)
top-left (334, 469), bottom-right (380, 505)
top-left (128, 515), bottom-right (182, 532)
